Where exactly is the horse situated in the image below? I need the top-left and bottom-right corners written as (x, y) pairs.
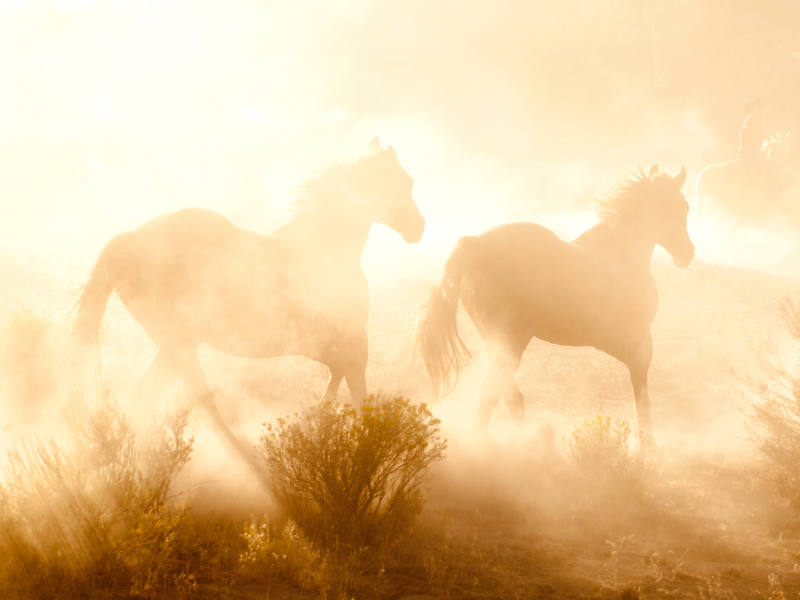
top-left (695, 132), bottom-right (791, 222)
top-left (72, 137), bottom-right (425, 458)
top-left (414, 165), bottom-right (693, 434)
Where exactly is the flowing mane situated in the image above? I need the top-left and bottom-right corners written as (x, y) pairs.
top-left (596, 168), bottom-right (674, 223)
top-left (288, 153), bottom-right (367, 214)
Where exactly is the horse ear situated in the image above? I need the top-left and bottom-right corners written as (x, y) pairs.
top-left (648, 164), bottom-right (659, 179)
top-left (369, 137), bottom-right (381, 154)
top-left (386, 145), bottom-right (396, 157)
top-left (674, 166), bottom-right (687, 188)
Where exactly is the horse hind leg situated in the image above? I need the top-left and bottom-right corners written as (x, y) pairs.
top-left (321, 368), bottom-right (344, 402)
top-left (476, 342), bottom-right (525, 429)
top-left (503, 378), bottom-right (525, 425)
top-left (177, 351), bottom-right (258, 468)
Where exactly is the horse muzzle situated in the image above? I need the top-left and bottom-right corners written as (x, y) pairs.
top-left (401, 215), bottom-right (426, 244)
top-left (672, 244), bottom-right (695, 268)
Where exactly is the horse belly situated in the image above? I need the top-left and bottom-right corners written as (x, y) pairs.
top-left (498, 262), bottom-right (649, 350)
top-left (115, 234), bottom-right (284, 351)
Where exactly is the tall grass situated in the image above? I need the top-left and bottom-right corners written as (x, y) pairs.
top-left (0, 391), bottom-right (195, 599)
top-left (0, 306), bottom-right (450, 597)
top-left (744, 297), bottom-right (800, 510)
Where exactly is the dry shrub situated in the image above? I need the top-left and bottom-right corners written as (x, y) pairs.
top-left (258, 396), bottom-right (446, 547)
top-left (0, 390), bottom-right (195, 599)
top-left (744, 297), bottom-right (800, 510)
top-left (568, 416), bottom-right (662, 491)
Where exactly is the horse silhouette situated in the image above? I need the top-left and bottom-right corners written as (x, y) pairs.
top-left (72, 137), bottom-right (424, 459)
top-left (414, 165), bottom-right (693, 434)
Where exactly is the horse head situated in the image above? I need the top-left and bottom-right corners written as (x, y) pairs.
top-left (355, 137), bottom-right (426, 243)
top-left (649, 165), bottom-right (694, 268)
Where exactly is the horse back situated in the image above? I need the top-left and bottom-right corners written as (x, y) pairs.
top-left (111, 208), bottom-right (368, 357)
top-left (468, 222), bottom-right (656, 350)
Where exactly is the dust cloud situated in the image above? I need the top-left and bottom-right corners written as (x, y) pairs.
top-left (3, 0), bottom-right (800, 597)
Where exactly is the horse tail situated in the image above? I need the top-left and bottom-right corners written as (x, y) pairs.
top-left (72, 233), bottom-right (132, 346)
top-left (413, 235), bottom-right (482, 397)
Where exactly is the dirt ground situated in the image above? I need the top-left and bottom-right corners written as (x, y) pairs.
top-left (2, 249), bottom-right (800, 599)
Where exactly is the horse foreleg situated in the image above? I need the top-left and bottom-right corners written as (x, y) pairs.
top-left (627, 336), bottom-right (653, 436)
top-left (340, 332), bottom-right (369, 407)
top-left (630, 368), bottom-right (653, 436)
top-left (179, 352), bottom-right (257, 467)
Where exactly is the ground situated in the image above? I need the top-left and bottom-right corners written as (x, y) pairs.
top-left (2, 249), bottom-right (800, 599)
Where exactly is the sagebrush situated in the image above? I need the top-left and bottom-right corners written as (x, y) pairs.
top-left (258, 396), bottom-right (447, 546)
top-left (744, 296), bottom-right (800, 510)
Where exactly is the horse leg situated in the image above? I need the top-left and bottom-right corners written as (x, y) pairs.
top-left (133, 350), bottom-right (179, 405)
top-left (626, 335), bottom-right (653, 436)
top-left (476, 343), bottom-right (523, 429)
top-left (321, 368), bottom-right (344, 402)
top-left (178, 351), bottom-right (256, 467)
top-left (504, 379), bottom-right (525, 425)
top-left (502, 334), bottom-right (529, 425)
top-left (340, 331), bottom-right (369, 406)
top-left (317, 342), bottom-right (344, 402)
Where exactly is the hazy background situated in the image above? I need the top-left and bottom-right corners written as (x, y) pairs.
top-left (0, 0), bottom-right (799, 543)
top-left (2, 0), bottom-right (800, 286)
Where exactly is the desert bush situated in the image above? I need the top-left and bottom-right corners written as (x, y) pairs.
top-left (743, 297), bottom-right (800, 510)
top-left (568, 416), bottom-right (662, 490)
top-left (0, 390), bottom-right (195, 599)
top-left (258, 396), bottom-right (446, 546)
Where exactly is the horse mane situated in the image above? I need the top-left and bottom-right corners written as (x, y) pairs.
top-left (288, 152), bottom-right (369, 214)
top-left (595, 168), bottom-right (673, 222)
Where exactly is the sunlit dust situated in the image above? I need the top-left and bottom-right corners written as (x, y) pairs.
top-left (3, 1), bottom-right (800, 598)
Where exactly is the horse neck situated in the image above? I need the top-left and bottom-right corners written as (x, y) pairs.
top-left (276, 204), bottom-right (373, 263)
top-left (572, 220), bottom-right (656, 272)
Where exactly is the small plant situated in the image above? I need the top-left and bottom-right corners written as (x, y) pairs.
top-left (567, 416), bottom-right (662, 490)
top-left (238, 517), bottom-right (325, 591)
top-left (258, 396), bottom-right (446, 546)
top-left (0, 389), bottom-right (195, 598)
top-left (743, 297), bottom-right (800, 510)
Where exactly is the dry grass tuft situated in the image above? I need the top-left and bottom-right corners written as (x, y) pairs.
top-left (0, 390), bottom-right (195, 599)
top-left (567, 416), bottom-right (663, 491)
top-left (744, 296), bottom-right (800, 511)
